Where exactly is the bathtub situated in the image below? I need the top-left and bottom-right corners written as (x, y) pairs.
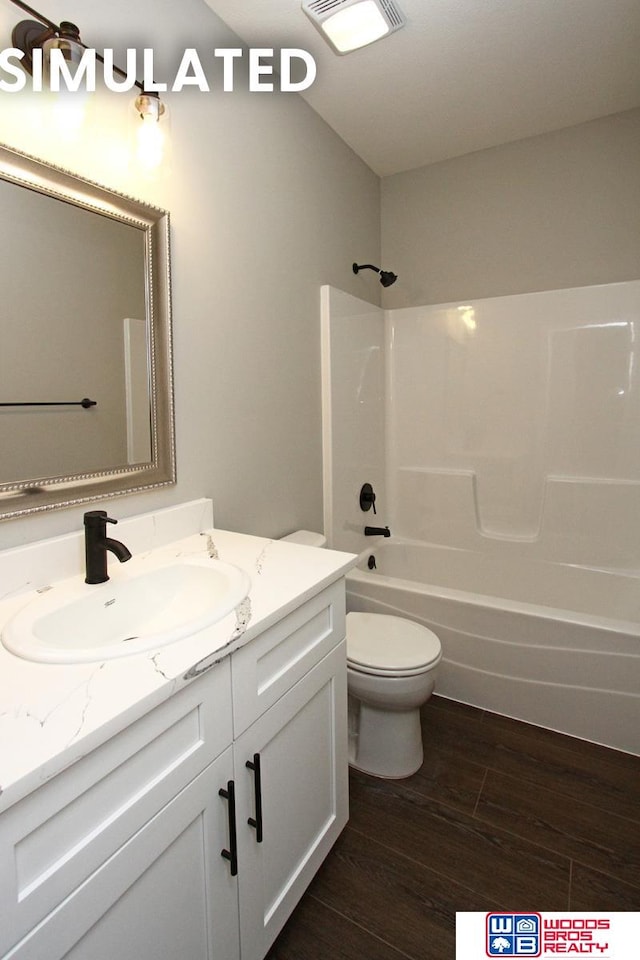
top-left (346, 539), bottom-right (640, 755)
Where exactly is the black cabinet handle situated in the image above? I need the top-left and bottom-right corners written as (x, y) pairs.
top-left (219, 780), bottom-right (238, 875)
top-left (245, 753), bottom-right (263, 843)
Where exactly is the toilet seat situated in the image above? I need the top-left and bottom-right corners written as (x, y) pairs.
top-left (346, 612), bottom-right (442, 677)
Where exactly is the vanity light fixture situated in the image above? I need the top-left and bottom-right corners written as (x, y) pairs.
top-left (302, 0), bottom-right (406, 55)
top-left (9, 0), bottom-right (169, 169)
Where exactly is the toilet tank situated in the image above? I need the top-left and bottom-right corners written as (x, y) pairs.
top-left (280, 530), bottom-right (327, 548)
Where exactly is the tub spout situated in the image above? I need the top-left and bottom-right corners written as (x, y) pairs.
top-left (364, 526), bottom-right (391, 537)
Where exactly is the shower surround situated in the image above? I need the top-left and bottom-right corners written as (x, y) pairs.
top-left (321, 282), bottom-right (640, 754)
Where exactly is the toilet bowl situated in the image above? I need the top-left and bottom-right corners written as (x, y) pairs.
top-left (347, 612), bottom-right (441, 779)
top-left (280, 531), bottom-right (443, 780)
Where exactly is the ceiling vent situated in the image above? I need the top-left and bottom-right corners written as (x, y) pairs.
top-left (302, 0), bottom-right (406, 55)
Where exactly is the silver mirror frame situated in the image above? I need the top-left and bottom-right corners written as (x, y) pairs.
top-left (0, 142), bottom-right (175, 520)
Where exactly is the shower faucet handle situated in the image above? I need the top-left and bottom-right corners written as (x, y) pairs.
top-left (359, 482), bottom-right (377, 514)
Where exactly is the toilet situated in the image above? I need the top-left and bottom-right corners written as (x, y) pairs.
top-left (346, 611), bottom-right (441, 778)
top-left (281, 531), bottom-right (443, 779)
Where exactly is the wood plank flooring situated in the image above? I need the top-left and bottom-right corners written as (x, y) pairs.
top-left (266, 696), bottom-right (640, 960)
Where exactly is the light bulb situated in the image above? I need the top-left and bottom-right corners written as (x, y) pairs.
top-left (42, 23), bottom-right (87, 138)
top-left (133, 94), bottom-right (167, 172)
top-left (137, 113), bottom-right (164, 169)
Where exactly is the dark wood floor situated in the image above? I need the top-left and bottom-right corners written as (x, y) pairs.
top-left (267, 696), bottom-right (640, 960)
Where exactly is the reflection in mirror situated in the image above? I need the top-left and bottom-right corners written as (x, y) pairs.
top-left (0, 142), bottom-right (175, 519)
top-left (1, 182), bottom-right (149, 481)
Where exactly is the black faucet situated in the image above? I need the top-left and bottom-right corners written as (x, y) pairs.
top-left (364, 525), bottom-right (391, 537)
top-left (84, 510), bottom-right (132, 584)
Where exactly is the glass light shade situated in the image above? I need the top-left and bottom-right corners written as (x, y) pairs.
top-left (42, 36), bottom-right (84, 68)
top-left (132, 94), bottom-right (169, 174)
top-left (42, 22), bottom-right (85, 77)
top-left (41, 31), bottom-right (87, 136)
top-left (40, 23), bottom-right (87, 135)
top-left (321, 1), bottom-right (390, 53)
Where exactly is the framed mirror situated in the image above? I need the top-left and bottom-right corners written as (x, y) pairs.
top-left (0, 142), bottom-right (175, 520)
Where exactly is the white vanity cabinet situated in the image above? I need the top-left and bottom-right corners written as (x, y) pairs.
top-left (0, 579), bottom-right (348, 960)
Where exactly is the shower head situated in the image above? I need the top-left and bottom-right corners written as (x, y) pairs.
top-left (353, 262), bottom-right (398, 287)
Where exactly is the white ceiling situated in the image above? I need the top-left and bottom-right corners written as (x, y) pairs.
top-left (203, 0), bottom-right (640, 176)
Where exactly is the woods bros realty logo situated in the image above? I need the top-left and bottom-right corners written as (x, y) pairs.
top-left (486, 914), bottom-right (611, 956)
top-left (487, 914), bottom-right (542, 956)
top-left (456, 913), bottom-right (640, 960)
top-left (0, 46), bottom-right (317, 93)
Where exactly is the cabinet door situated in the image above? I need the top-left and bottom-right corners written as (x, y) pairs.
top-left (4, 750), bottom-right (240, 960)
top-left (0, 659), bottom-right (232, 957)
top-left (234, 641), bottom-right (348, 960)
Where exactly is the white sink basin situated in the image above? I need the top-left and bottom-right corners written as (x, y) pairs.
top-left (2, 558), bottom-right (251, 664)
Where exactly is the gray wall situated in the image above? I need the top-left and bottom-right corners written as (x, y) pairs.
top-left (381, 108), bottom-right (640, 307)
top-left (0, 0), bottom-right (380, 548)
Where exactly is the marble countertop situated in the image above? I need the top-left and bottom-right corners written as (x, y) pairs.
top-left (0, 524), bottom-right (356, 814)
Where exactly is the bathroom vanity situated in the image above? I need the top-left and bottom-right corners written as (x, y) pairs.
top-left (0, 501), bottom-right (356, 960)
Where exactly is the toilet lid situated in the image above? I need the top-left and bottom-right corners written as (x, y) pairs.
top-left (346, 612), bottom-right (441, 674)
